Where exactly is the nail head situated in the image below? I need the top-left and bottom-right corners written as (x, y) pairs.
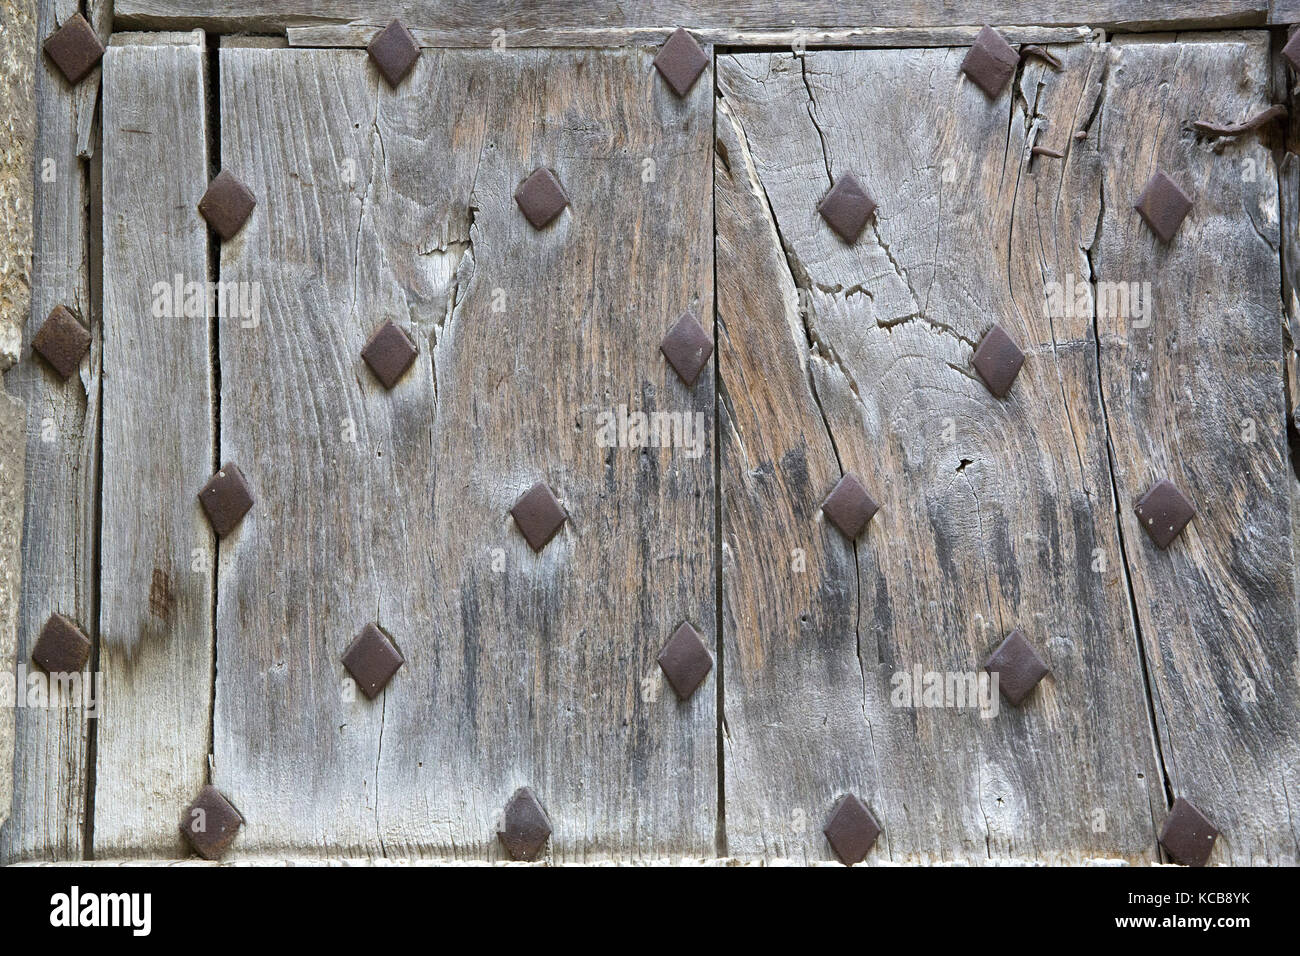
top-left (514, 168), bottom-right (569, 230)
top-left (510, 481), bottom-right (568, 552)
top-left (32, 305), bottom-right (91, 381)
top-left (1134, 478), bottom-right (1194, 549)
top-left (653, 27), bottom-right (709, 97)
top-left (657, 622), bottom-right (713, 700)
top-left (661, 311), bottom-right (713, 386)
top-left (1135, 169), bottom-right (1192, 242)
top-left (361, 319), bottom-right (418, 389)
top-left (960, 25), bottom-right (1019, 98)
top-left (367, 19), bottom-right (421, 88)
top-left (817, 173), bottom-right (877, 244)
top-left (971, 323), bottom-right (1025, 398)
top-left (32, 613), bottom-right (92, 674)
top-left (820, 474), bottom-right (879, 540)
top-left (984, 628), bottom-right (1050, 706)
top-left (498, 787), bottom-right (552, 861)
top-left (180, 785), bottom-right (244, 860)
top-left (198, 170), bottom-right (256, 241)
top-left (823, 793), bottom-right (881, 865)
top-left (198, 462), bottom-right (254, 539)
top-left (1159, 797), bottom-right (1219, 867)
top-left (43, 12), bottom-right (104, 86)
top-left (342, 623), bottom-right (405, 699)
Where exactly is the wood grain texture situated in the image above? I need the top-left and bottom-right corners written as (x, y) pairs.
top-left (717, 41), bottom-right (1163, 864)
top-left (115, 1), bottom-right (1269, 36)
top-left (0, 0), bottom-right (99, 864)
top-left (287, 23), bottom-right (1093, 50)
top-left (214, 46), bottom-right (714, 859)
top-left (1096, 33), bottom-right (1299, 865)
top-left (94, 31), bottom-right (215, 859)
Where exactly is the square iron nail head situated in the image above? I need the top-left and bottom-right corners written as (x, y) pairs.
top-left (342, 623), bottom-right (405, 699)
top-left (514, 168), bottom-right (569, 230)
top-left (661, 311), bottom-right (713, 386)
top-left (361, 319), bottom-right (418, 389)
top-left (1135, 170), bottom-right (1193, 242)
top-left (654, 27), bottom-right (709, 97)
top-left (32, 613), bottom-right (92, 674)
top-left (180, 785), bottom-right (244, 860)
top-left (1159, 797), bottom-right (1219, 867)
top-left (972, 323), bottom-right (1025, 398)
top-left (198, 462), bottom-right (254, 538)
top-left (498, 787), bottom-right (553, 861)
top-left (198, 170), bottom-right (256, 241)
top-left (1134, 478), bottom-right (1195, 549)
top-left (960, 25), bottom-right (1019, 98)
top-left (823, 794), bottom-right (882, 866)
top-left (43, 12), bottom-right (104, 85)
top-left (368, 19), bottom-right (421, 87)
top-left (1285, 30), bottom-right (1300, 72)
top-left (32, 305), bottom-right (91, 380)
top-left (818, 174), bottom-right (877, 244)
top-left (511, 481), bottom-right (568, 552)
top-left (984, 628), bottom-right (1050, 706)
top-left (821, 474), bottom-right (879, 540)
top-left (657, 622), bottom-right (713, 700)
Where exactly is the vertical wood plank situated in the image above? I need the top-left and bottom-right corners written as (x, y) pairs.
top-left (215, 46), bottom-right (714, 859)
top-left (1097, 32), bottom-right (1300, 865)
top-left (717, 43), bottom-right (1162, 863)
top-left (93, 31), bottom-right (214, 858)
top-left (0, 0), bottom-right (99, 863)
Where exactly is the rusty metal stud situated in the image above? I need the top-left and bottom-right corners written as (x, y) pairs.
top-left (960, 25), bottom-right (1018, 97)
top-left (1134, 478), bottom-right (1195, 550)
top-left (1159, 797), bottom-right (1219, 867)
top-left (198, 462), bottom-right (254, 539)
top-left (498, 787), bottom-right (552, 861)
top-left (514, 168), bottom-right (569, 230)
top-left (657, 622), bottom-right (713, 700)
top-left (817, 174), bottom-right (876, 244)
top-left (43, 12), bottom-right (104, 86)
top-left (198, 170), bottom-right (256, 241)
top-left (984, 628), bottom-right (1050, 706)
top-left (32, 305), bottom-right (91, 380)
top-left (1135, 169), bottom-right (1192, 242)
top-left (971, 323), bottom-right (1025, 398)
top-left (820, 474), bottom-right (878, 540)
top-left (31, 613), bottom-right (91, 674)
top-left (653, 27), bottom-right (709, 97)
top-left (510, 481), bottom-right (568, 552)
top-left (823, 793), bottom-right (881, 865)
top-left (361, 319), bottom-right (418, 389)
top-left (660, 311), bottom-right (713, 386)
top-left (342, 623), bottom-right (405, 699)
top-left (180, 785), bottom-right (244, 860)
top-left (367, 19), bottom-right (420, 88)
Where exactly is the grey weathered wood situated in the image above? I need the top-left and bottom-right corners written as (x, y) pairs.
top-left (73, 0), bottom-right (109, 160)
top-left (717, 41), bottom-right (1164, 863)
top-left (116, 1), bottom-right (1269, 37)
top-left (214, 46), bottom-right (714, 859)
top-left (1097, 32), bottom-right (1299, 865)
top-left (287, 23), bottom-right (1092, 50)
top-left (0, 0), bottom-right (99, 864)
top-left (93, 31), bottom-right (215, 859)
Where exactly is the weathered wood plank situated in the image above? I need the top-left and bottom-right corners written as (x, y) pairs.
top-left (717, 41), bottom-right (1162, 863)
top-left (1097, 33), bottom-right (1299, 865)
top-left (116, 1), bottom-right (1268, 37)
top-left (215, 46), bottom-right (714, 859)
top-left (288, 24), bottom-right (1093, 50)
top-left (94, 31), bottom-right (214, 859)
top-left (0, 0), bottom-right (99, 864)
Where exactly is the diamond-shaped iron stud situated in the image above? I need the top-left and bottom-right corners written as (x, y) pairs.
top-left (31, 613), bottom-right (92, 674)
top-left (984, 628), bottom-right (1050, 706)
top-left (198, 462), bottom-right (254, 539)
top-left (1159, 797), bottom-right (1219, 867)
top-left (498, 787), bottom-right (552, 861)
top-left (971, 323), bottom-right (1025, 398)
top-left (657, 622), bottom-right (713, 700)
top-left (32, 305), bottom-right (91, 380)
top-left (361, 319), bottom-right (418, 389)
top-left (817, 173), bottom-right (877, 244)
top-left (180, 785), bottom-right (244, 860)
top-left (653, 27), bottom-right (709, 97)
top-left (342, 623), bottom-right (405, 699)
top-left (43, 12), bottom-right (104, 85)
top-left (1134, 478), bottom-right (1194, 550)
top-left (823, 793), bottom-right (882, 865)
top-left (820, 474), bottom-right (879, 540)
top-left (198, 170), bottom-right (256, 241)
top-left (367, 19), bottom-right (421, 88)
top-left (661, 311), bottom-right (713, 386)
top-left (960, 25), bottom-right (1019, 98)
top-left (514, 168), bottom-right (569, 230)
top-left (1135, 169), bottom-right (1192, 242)
top-left (511, 481), bottom-right (568, 552)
